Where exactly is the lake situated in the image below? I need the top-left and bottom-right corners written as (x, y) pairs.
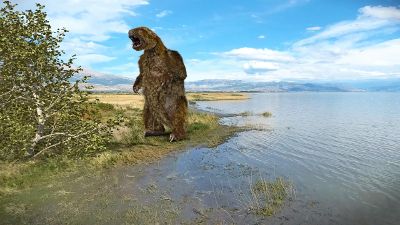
top-left (194, 92), bottom-right (400, 224)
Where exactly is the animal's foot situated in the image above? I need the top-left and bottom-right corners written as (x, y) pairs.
top-left (169, 133), bottom-right (185, 142)
top-left (169, 133), bottom-right (176, 142)
top-left (144, 130), bottom-right (169, 137)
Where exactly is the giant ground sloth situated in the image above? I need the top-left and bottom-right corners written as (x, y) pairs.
top-left (128, 27), bottom-right (188, 142)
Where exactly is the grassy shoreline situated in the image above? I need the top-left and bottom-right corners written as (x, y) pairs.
top-left (0, 92), bottom-right (296, 224)
top-left (0, 92), bottom-right (248, 196)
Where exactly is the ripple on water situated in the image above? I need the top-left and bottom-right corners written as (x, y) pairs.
top-left (196, 92), bottom-right (400, 225)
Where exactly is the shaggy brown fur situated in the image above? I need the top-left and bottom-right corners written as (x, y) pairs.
top-left (128, 27), bottom-right (188, 141)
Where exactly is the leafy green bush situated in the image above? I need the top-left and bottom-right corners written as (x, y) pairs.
top-left (0, 1), bottom-right (116, 160)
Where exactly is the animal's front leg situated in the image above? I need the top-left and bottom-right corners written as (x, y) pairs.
top-left (133, 75), bottom-right (142, 93)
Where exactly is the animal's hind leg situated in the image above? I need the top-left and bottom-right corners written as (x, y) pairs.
top-left (169, 96), bottom-right (188, 142)
top-left (143, 102), bottom-right (166, 137)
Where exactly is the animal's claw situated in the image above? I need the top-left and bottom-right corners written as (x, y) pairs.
top-left (169, 134), bottom-right (176, 142)
top-left (133, 86), bottom-right (140, 94)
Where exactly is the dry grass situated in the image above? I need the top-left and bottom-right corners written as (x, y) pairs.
top-left (90, 94), bottom-right (144, 108)
top-left (187, 92), bottom-right (249, 101)
top-left (90, 92), bottom-right (249, 109)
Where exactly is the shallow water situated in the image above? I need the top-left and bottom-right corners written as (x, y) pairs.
top-left (195, 92), bottom-right (400, 225)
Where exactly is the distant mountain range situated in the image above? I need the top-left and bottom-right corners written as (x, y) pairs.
top-left (73, 69), bottom-right (133, 92)
top-left (73, 69), bottom-right (400, 92)
top-left (185, 79), bottom-right (351, 92)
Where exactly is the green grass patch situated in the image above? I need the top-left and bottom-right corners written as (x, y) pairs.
top-left (261, 111), bottom-right (272, 117)
top-left (249, 177), bottom-right (294, 216)
top-left (0, 157), bottom-right (81, 196)
top-left (95, 102), bottom-right (115, 111)
top-left (238, 111), bottom-right (252, 116)
top-left (188, 122), bottom-right (209, 132)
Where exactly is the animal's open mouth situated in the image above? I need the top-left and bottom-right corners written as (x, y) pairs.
top-left (130, 36), bottom-right (142, 48)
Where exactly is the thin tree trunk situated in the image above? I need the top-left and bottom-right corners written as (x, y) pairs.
top-left (28, 91), bottom-right (45, 156)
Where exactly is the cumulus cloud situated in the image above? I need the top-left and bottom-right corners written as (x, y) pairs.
top-left (207, 5), bottom-right (400, 81)
top-left (156, 10), bottom-right (172, 18)
top-left (360, 5), bottom-right (400, 20)
top-left (14, 0), bottom-right (148, 67)
top-left (16, 0), bottom-right (148, 40)
top-left (258, 35), bottom-right (266, 39)
top-left (243, 61), bottom-right (279, 74)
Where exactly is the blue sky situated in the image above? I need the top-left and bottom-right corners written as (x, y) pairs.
top-left (15, 0), bottom-right (400, 81)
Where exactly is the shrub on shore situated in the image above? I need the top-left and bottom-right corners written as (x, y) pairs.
top-left (261, 112), bottom-right (273, 117)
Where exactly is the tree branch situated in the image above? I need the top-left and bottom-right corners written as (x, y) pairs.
top-left (32, 126), bottom-right (100, 159)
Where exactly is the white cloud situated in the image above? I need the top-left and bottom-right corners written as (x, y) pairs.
top-left (258, 35), bottom-right (266, 39)
top-left (336, 39), bottom-right (400, 66)
top-left (360, 5), bottom-right (400, 20)
top-left (222, 47), bottom-right (294, 62)
top-left (156, 10), bottom-right (172, 18)
top-left (16, 0), bottom-right (148, 40)
top-left (243, 61), bottom-right (279, 74)
top-left (190, 5), bottom-right (400, 81)
top-left (103, 62), bottom-right (139, 77)
top-left (306, 26), bottom-right (321, 31)
top-left (219, 38), bottom-right (400, 80)
top-left (59, 37), bottom-right (115, 68)
top-left (61, 38), bottom-right (108, 55)
top-left (185, 58), bottom-right (245, 81)
top-left (14, 0), bottom-right (148, 67)
top-left (295, 5), bottom-right (400, 47)
top-left (76, 54), bottom-right (115, 66)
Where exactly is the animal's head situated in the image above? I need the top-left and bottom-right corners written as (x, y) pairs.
top-left (128, 27), bottom-right (161, 51)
